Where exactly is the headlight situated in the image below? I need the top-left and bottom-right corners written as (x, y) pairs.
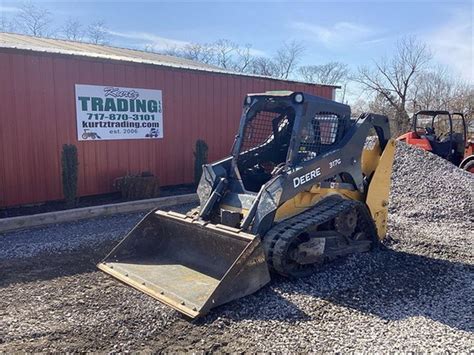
top-left (294, 93), bottom-right (304, 103)
top-left (245, 96), bottom-right (252, 105)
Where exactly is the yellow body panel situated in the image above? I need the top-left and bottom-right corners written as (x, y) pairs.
top-left (275, 186), bottom-right (363, 222)
top-left (361, 138), bottom-right (382, 177)
top-left (365, 139), bottom-right (396, 239)
top-left (274, 138), bottom-right (395, 238)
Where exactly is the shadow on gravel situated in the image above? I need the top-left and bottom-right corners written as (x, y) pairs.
top-left (198, 249), bottom-right (473, 332)
top-left (311, 250), bottom-right (474, 332)
top-left (0, 241), bottom-right (117, 288)
top-left (3, 242), bottom-right (472, 333)
top-left (196, 287), bottom-right (313, 325)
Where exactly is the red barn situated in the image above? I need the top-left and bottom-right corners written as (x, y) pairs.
top-left (0, 33), bottom-right (337, 208)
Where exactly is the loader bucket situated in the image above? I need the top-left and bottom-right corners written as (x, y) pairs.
top-left (98, 210), bottom-right (271, 318)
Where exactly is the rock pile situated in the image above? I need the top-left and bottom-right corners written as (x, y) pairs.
top-left (387, 141), bottom-right (473, 262)
top-left (389, 141), bottom-right (473, 223)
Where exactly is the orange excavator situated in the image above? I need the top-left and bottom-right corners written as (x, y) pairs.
top-left (397, 110), bottom-right (474, 173)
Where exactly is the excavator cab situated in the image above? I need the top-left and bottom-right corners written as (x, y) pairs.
top-left (99, 92), bottom-right (396, 318)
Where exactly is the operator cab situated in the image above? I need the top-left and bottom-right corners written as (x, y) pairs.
top-left (232, 91), bottom-right (352, 192)
top-left (413, 110), bottom-right (467, 165)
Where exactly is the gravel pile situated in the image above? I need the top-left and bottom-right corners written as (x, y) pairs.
top-left (387, 142), bottom-right (473, 263)
top-left (0, 144), bottom-right (472, 352)
top-left (389, 141), bottom-right (473, 223)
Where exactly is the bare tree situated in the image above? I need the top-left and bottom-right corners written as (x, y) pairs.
top-left (0, 16), bottom-right (16, 32)
top-left (213, 39), bottom-right (237, 69)
top-left (413, 68), bottom-right (474, 129)
top-left (16, 1), bottom-right (51, 36)
top-left (367, 93), bottom-right (400, 133)
top-left (154, 38), bottom-right (304, 78)
top-left (299, 62), bottom-right (349, 85)
top-left (151, 44), bottom-right (177, 54)
top-left (355, 36), bottom-right (432, 133)
top-left (181, 43), bottom-right (215, 64)
top-left (350, 98), bottom-right (370, 117)
top-left (274, 40), bottom-right (305, 79)
top-left (62, 18), bottom-right (83, 41)
top-left (299, 61), bottom-right (350, 101)
top-left (249, 57), bottom-right (279, 77)
top-left (411, 65), bottom-right (467, 111)
top-left (153, 44), bottom-right (180, 55)
top-left (153, 42), bottom-right (215, 64)
top-left (87, 20), bottom-right (108, 45)
top-left (155, 40), bottom-right (255, 73)
top-left (451, 84), bottom-right (474, 133)
top-left (234, 44), bottom-right (253, 72)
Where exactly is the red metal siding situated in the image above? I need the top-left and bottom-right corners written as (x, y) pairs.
top-left (0, 49), bottom-right (335, 207)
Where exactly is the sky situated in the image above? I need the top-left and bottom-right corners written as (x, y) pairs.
top-left (1, 0), bottom-right (472, 100)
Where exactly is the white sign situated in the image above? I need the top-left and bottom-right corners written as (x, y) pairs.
top-left (75, 84), bottom-right (163, 141)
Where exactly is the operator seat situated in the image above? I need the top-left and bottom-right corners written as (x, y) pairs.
top-left (424, 126), bottom-right (436, 140)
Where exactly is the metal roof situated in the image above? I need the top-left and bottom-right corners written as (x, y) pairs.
top-left (0, 32), bottom-right (338, 88)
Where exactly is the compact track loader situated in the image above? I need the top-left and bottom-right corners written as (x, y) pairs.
top-left (98, 91), bottom-right (396, 318)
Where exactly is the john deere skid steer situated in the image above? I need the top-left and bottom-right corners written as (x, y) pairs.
top-left (98, 91), bottom-right (395, 318)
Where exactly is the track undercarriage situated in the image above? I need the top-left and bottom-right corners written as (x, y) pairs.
top-left (263, 195), bottom-right (377, 277)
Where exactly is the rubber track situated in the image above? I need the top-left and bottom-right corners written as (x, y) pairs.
top-left (262, 196), bottom-right (377, 276)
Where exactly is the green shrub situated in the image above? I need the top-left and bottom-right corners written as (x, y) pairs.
top-left (194, 139), bottom-right (208, 186)
top-left (61, 144), bottom-right (79, 207)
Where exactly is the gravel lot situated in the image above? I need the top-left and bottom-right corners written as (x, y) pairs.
top-left (1, 143), bottom-right (473, 352)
